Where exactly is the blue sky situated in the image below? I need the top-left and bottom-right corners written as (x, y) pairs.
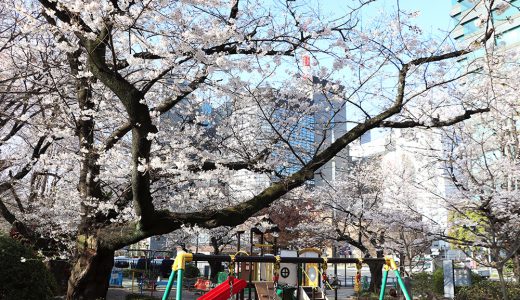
top-left (397, 0), bottom-right (454, 35)
top-left (319, 0), bottom-right (455, 37)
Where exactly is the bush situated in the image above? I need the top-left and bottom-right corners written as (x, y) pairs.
top-left (0, 235), bottom-right (58, 300)
top-left (432, 267), bottom-right (444, 295)
top-left (470, 271), bottom-right (484, 285)
top-left (455, 281), bottom-right (520, 300)
top-left (411, 272), bottom-right (434, 298)
top-left (410, 269), bottom-right (444, 299)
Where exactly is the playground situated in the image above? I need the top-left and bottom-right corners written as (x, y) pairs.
top-left (158, 249), bottom-right (411, 300)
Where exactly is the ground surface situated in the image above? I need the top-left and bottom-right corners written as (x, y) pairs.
top-left (106, 286), bottom-right (358, 300)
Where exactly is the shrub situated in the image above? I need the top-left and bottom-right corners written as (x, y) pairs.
top-left (432, 267), bottom-right (444, 295)
top-left (0, 234), bottom-right (58, 300)
top-left (470, 271), bottom-right (484, 285)
top-left (411, 272), bottom-right (434, 298)
top-left (455, 281), bottom-right (520, 300)
top-left (409, 269), bottom-right (444, 299)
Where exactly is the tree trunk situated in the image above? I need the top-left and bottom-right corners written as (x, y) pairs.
top-left (47, 259), bottom-right (72, 295)
top-left (67, 243), bottom-right (114, 300)
top-left (512, 253), bottom-right (520, 284)
top-left (497, 266), bottom-right (509, 300)
top-left (209, 261), bottom-right (224, 283)
top-left (209, 236), bottom-right (224, 282)
top-left (399, 251), bottom-right (406, 275)
top-left (368, 259), bottom-right (384, 292)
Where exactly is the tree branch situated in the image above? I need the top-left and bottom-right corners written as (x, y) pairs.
top-left (380, 108), bottom-right (490, 128)
top-left (104, 72), bottom-right (208, 150)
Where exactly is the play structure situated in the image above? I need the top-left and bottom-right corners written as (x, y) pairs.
top-left (161, 250), bottom-right (411, 300)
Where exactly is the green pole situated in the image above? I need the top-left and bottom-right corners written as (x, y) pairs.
top-left (394, 270), bottom-right (411, 300)
top-left (162, 270), bottom-right (176, 300)
top-left (175, 269), bottom-right (184, 300)
top-left (378, 269), bottom-right (389, 300)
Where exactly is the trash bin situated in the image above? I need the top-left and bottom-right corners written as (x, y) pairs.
top-left (217, 272), bottom-right (228, 284)
top-left (277, 285), bottom-right (296, 300)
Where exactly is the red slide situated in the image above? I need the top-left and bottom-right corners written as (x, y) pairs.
top-left (197, 278), bottom-right (247, 300)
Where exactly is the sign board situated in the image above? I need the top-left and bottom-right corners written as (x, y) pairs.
top-left (109, 268), bottom-right (123, 287)
top-left (303, 55), bottom-right (311, 67)
top-left (454, 268), bottom-right (472, 286)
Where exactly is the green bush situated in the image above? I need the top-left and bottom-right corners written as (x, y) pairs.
top-left (432, 267), bottom-right (444, 295)
top-left (455, 281), bottom-right (520, 300)
top-left (470, 271), bottom-right (484, 285)
top-left (0, 234), bottom-right (58, 300)
top-left (411, 272), bottom-right (434, 298)
top-left (410, 270), bottom-right (444, 299)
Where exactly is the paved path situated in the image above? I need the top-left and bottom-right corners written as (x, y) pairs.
top-left (107, 287), bottom-right (359, 300)
top-left (107, 287), bottom-right (200, 300)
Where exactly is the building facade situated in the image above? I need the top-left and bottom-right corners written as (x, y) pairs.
top-left (451, 0), bottom-right (520, 50)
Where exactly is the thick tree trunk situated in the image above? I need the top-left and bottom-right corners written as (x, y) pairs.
top-left (67, 244), bottom-right (114, 300)
top-left (368, 258), bottom-right (384, 293)
top-left (209, 236), bottom-right (224, 282)
top-left (47, 259), bottom-right (72, 295)
top-left (497, 266), bottom-right (509, 300)
top-left (367, 261), bottom-right (384, 292)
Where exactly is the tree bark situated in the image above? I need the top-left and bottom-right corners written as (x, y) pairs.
top-left (209, 261), bottom-right (224, 283)
top-left (67, 240), bottom-right (115, 300)
top-left (209, 236), bottom-right (224, 282)
top-left (368, 251), bottom-right (384, 293)
top-left (497, 266), bottom-right (509, 300)
top-left (47, 259), bottom-right (72, 295)
top-left (512, 253), bottom-right (520, 284)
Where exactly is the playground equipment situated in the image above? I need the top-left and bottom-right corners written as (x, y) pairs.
top-left (161, 252), bottom-right (411, 300)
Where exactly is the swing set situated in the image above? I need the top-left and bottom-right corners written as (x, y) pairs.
top-left (161, 253), bottom-right (411, 300)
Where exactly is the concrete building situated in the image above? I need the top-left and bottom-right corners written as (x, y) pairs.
top-left (126, 236), bottom-right (168, 256)
top-left (349, 127), bottom-right (453, 230)
top-left (311, 77), bottom-right (350, 186)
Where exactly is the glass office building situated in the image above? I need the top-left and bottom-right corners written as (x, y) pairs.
top-left (451, 0), bottom-right (520, 49)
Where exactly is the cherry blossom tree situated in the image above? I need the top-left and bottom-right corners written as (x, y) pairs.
top-left (291, 156), bottom-right (433, 290)
top-left (0, 1), bottom-right (71, 254)
top-left (437, 67), bottom-right (520, 300)
top-left (0, 0), bottom-right (501, 298)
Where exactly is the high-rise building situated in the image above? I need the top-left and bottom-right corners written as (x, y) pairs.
top-left (446, 0), bottom-right (520, 261)
top-left (311, 77), bottom-right (350, 186)
top-left (451, 0), bottom-right (520, 51)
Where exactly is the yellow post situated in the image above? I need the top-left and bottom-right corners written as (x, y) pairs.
top-left (162, 253), bottom-right (194, 300)
top-left (384, 256), bottom-right (412, 300)
top-left (354, 259), bottom-right (362, 293)
top-left (131, 271), bottom-right (135, 293)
